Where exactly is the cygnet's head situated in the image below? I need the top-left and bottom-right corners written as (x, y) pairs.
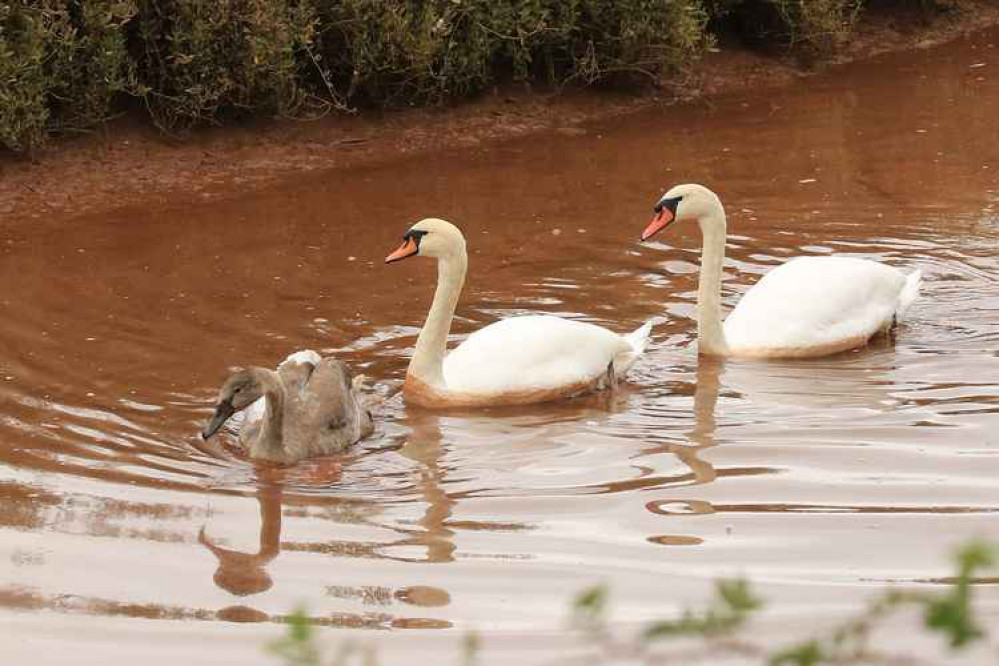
top-left (202, 368), bottom-right (266, 440)
top-left (641, 183), bottom-right (723, 241)
top-left (384, 218), bottom-right (466, 263)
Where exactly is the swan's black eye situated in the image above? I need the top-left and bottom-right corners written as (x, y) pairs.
top-left (403, 229), bottom-right (430, 250)
top-left (654, 195), bottom-right (683, 214)
top-left (404, 229), bottom-right (429, 242)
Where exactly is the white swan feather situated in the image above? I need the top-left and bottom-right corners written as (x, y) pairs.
top-left (724, 257), bottom-right (920, 354)
top-left (443, 315), bottom-right (650, 394)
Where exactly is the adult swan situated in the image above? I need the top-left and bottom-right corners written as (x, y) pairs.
top-left (640, 184), bottom-right (921, 358)
top-left (386, 218), bottom-right (652, 408)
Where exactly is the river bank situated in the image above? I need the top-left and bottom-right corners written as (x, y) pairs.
top-left (1, 3), bottom-right (997, 226)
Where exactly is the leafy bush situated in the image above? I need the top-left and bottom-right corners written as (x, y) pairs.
top-left (709, 0), bottom-right (862, 59)
top-left (0, 0), bottom-right (983, 153)
top-left (0, 3), bottom-right (49, 152)
top-left (311, 0), bottom-right (476, 106)
top-left (772, 0), bottom-right (863, 58)
top-left (907, 0), bottom-right (973, 11)
top-left (312, 0), bottom-right (708, 107)
top-left (48, 1), bottom-right (136, 129)
top-left (0, 1), bottom-right (134, 152)
top-left (132, 0), bottom-right (316, 130)
top-left (568, 0), bottom-right (711, 85)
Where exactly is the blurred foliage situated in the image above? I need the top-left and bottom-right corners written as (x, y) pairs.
top-left (0, 0), bottom-right (984, 153)
top-left (770, 539), bottom-right (997, 665)
top-left (562, 539), bottom-right (995, 665)
top-left (266, 607), bottom-right (320, 666)
top-left (268, 540), bottom-right (996, 665)
top-left (922, 540), bottom-right (995, 648)
top-left (644, 578), bottom-right (763, 639)
top-left (267, 607), bottom-right (377, 666)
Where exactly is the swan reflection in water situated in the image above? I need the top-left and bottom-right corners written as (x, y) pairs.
top-left (197, 424), bottom-right (461, 627)
top-left (199, 482), bottom-right (283, 597)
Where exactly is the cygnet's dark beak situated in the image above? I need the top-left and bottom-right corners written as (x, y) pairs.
top-left (202, 399), bottom-right (235, 440)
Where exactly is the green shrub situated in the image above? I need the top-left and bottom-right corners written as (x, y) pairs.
top-left (568, 0), bottom-right (711, 85)
top-left (0, 0), bottom-right (981, 153)
top-left (706, 0), bottom-right (862, 60)
top-left (48, 1), bottom-right (136, 130)
top-left (0, 3), bottom-right (49, 152)
top-left (132, 0), bottom-right (316, 130)
top-left (0, 1), bottom-right (135, 152)
top-left (479, 1), bottom-right (580, 83)
top-left (312, 0), bottom-right (574, 106)
top-left (313, 0), bottom-right (710, 107)
top-left (312, 1), bottom-right (445, 106)
top-left (921, 0), bottom-right (973, 11)
top-left (773, 0), bottom-right (862, 58)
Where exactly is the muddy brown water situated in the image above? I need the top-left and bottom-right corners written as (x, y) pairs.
top-left (2, 29), bottom-right (998, 666)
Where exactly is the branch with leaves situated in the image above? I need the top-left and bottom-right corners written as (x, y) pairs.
top-left (267, 540), bottom-right (996, 666)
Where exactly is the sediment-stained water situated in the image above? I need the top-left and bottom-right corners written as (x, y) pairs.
top-left (1, 28), bottom-right (997, 666)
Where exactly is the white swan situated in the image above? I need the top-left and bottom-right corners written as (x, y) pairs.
top-left (385, 218), bottom-right (652, 407)
top-left (202, 351), bottom-right (374, 463)
top-left (640, 184), bottom-right (921, 358)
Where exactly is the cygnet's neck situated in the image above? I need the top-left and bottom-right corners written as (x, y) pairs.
top-left (252, 370), bottom-right (288, 458)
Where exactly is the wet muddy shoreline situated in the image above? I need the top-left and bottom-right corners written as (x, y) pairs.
top-left (1, 7), bottom-right (998, 227)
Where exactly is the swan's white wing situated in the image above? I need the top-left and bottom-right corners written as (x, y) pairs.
top-left (724, 257), bottom-right (908, 353)
top-left (441, 315), bottom-right (637, 394)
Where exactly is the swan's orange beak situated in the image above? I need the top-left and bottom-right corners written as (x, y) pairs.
top-left (641, 208), bottom-right (675, 241)
top-left (385, 237), bottom-right (419, 263)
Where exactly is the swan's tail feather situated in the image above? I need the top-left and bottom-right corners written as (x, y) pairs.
top-left (615, 320), bottom-right (654, 376)
top-left (896, 269), bottom-right (922, 321)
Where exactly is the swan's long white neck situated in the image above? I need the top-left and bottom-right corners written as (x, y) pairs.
top-left (696, 205), bottom-right (729, 356)
top-left (408, 250), bottom-right (467, 387)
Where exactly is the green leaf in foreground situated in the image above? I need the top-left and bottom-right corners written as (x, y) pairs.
top-left (572, 584), bottom-right (609, 628)
top-left (769, 539), bottom-right (997, 664)
top-left (267, 607), bottom-right (320, 666)
top-left (923, 539), bottom-right (996, 648)
top-left (769, 639), bottom-right (826, 666)
top-left (643, 578), bottom-right (763, 641)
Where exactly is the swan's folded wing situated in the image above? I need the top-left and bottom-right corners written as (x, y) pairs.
top-left (441, 314), bottom-right (632, 394)
top-left (299, 358), bottom-right (353, 430)
top-left (724, 257), bottom-right (907, 353)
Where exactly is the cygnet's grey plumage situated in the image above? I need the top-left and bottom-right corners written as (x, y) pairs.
top-left (203, 352), bottom-right (374, 464)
